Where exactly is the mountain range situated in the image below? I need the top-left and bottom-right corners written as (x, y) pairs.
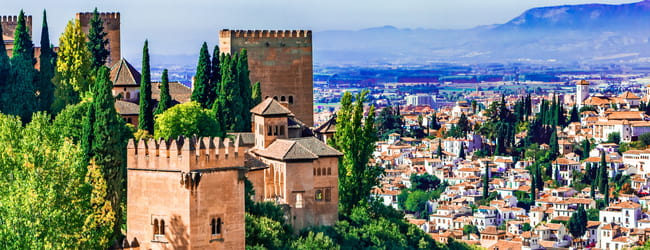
top-left (313, 0), bottom-right (650, 65)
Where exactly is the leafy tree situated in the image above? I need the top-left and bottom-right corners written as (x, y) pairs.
top-left (251, 81), bottom-right (262, 106)
top-left (53, 101), bottom-right (91, 143)
top-left (245, 213), bottom-right (288, 249)
top-left (38, 10), bottom-right (56, 113)
top-left (430, 113), bottom-right (441, 130)
top-left (191, 42), bottom-right (212, 108)
top-left (410, 173), bottom-right (441, 191)
top-left (522, 223), bottom-right (531, 232)
top-left (81, 160), bottom-right (115, 248)
top-left (329, 91), bottom-right (380, 215)
top-left (607, 132), bottom-right (621, 144)
top-left (52, 19), bottom-right (92, 114)
top-left (138, 40), bottom-right (154, 133)
top-left (579, 105), bottom-right (596, 113)
top-left (463, 224), bottom-right (479, 236)
top-left (154, 69), bottom-right (172, 116)
top-left (86, 8), bottom-right (109, 70)
top-left (457, 113), bottom-right (471, 137)
top-left (568, 205), bottom-right (587, 240)
top-left (6, 10), bottom-right (38, 122)
top-left (291, 232), bottom-right (339, 250)
top-left (376, 106), bottom-right (403, 138)
top-left (154, 101), bottom-right (219, 140)
top-left (404, 190), bottom-right (430, 218)
top-left (87, 66), bottom-right (131, 240)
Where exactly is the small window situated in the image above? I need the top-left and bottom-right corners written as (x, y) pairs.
top-left (279, 126), bottom-right (285, 136)
top-left (274, 96), bottom-right (278, 101)
top-left (317, 168), bottom-right (321, 176)
top-left (153, 219), bottom-right (160, 235)
top-left (313, 168), bottom-right (316, 176)
top-left (281, 96), bottom-right (286, 102)
top-left (315, 189), bottom-right (323, 201)
top-left (296, 193), bottom-right (303, 208)
top-left (327, 168), bottom-right (332, 175)
top-left (267, 126), bottom-right (272, 136)
top-left (274, 126), bottom-right (279, 136)
top-left (160, 220), bottom-right (165, 235)
top-left (325, 188), bottom-right (331, 201)
top-left (288, 96), bottom-right (294, 104)
top-left (211, 218), bottom-right (217, 235)
top-left (216, 218), bottom-right (222, 235)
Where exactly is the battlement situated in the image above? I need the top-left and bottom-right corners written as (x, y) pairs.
top-left (0, 15), bottom-right (32, 24)
top-left (220, 29), bottom-right (311, 39)
top-left (127, 135), bottom-right (248, 172)
top-left (75, 12), bottom-right (120, 21)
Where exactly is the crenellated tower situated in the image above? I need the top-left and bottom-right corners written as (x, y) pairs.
top-left (1, 15), bottom-right (33, 58)
top-left (125, 135), bottom-right (247, 249)
top-left (76, 12), bottom-right (121, 67)
top-left (219, 29), bottom-right (314, 126)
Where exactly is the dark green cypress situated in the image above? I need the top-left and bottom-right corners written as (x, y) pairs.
top-left (458, 145), bottom-right (465, 159)
top-left (154, 69), bottom-right (172, 116)
top-left (483, 162), bottom-right (490, 199)
top-left (0, 20), bottom-right (12, 110)
top-left (599, 152), bottom-right (608, 194)
top-left (437, 139), bottom-right (443, 159)
top-left (191, 42), bottom-right (212, 108)
top-left (216, 54), bottom-right (233, 131)
top-left (8, 10), bottom-right (38, 122)
top-left (209, 45), bottom-right (221, 107)
top-left (91, 65), bottom-right (131, 241)
top-left (251, 81), bottom-right (262, 106)
top-left (138, 40), bottom-right (153, 133)
top-left (87, 8), bottom-right (109, 69)
top-left (530, 172), bottom-right (536, 200)
top-left (569, 105), bottom-right (580, 123)
top-left (237, 49), bottom-right (252, 131)
top-left (549, 127), bottom-right (559, 158)
top-left (38, 10), bottom-right (55, 112)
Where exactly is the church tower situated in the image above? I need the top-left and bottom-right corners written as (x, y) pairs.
top-left (576, 80), bottom-right (590, 108)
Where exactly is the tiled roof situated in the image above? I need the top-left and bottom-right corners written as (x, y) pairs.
top-left (110, 58), bottom-right (141, 86)
top-left (250, 98), bottom-right (293, 116)
top-left (313, 115), bottom-right (336, 133)
top-left (619, 91), bottom-right (640, 99)
top-left (291, 137), bottom-right (342, 157)
top-left (152, 81), bottom-right (192, 104)
top-left (115, 100), bottom-right (139, 115)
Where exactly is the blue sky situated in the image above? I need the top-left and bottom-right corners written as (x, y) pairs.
top-left (2, 0), bottom-right (639, 58)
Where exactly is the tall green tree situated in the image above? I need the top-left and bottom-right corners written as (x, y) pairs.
top-left (568, 205), bottom-right (588, 240)
top-left (38, 10), bottom-right (56, 113)
top-left (86, 8), bottom-right (109, 70)
top-left (483, 163), bottom-right (490, 199)
top-left (238, 49), bottom-right (252, 131)
top-left (154, 101), bottom-right (219, 140)
top-left (6, 10), bottom-right (38, 122)
top-left (154, 69), bottom-right (172, 116)
top-left (0, 20), bottom-right (12, 111)
top-left (437, 139), bottom-right (443, 159)
top-left (138, 40), bottom-right (153, 133)
top-left (251, 81), bottom-right (262, 106)
top-left (210, 45), bottom-right (221, 107)
top-left (458, 145), bottom-right (466, 160)
top-left (329, 91), bottom-right (380, 215)
top-left (52, 19), bottom-right (92, 114)
top-left (88, 66), bottom-right (131, 241)
top-left (191, 42), bottom-right (212, 108)
top-left (569, 105), bottom-right (580, 123)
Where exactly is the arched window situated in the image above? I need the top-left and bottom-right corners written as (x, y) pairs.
top-left (317, 168), bottom-right (321, 176)
top-left (153, 219), bottom-right (160, 235)
top-left (288, 96), bottom-right (294, 104)
top-left (160, 220), bottom-right (165, 235)
top-left (327, 168), bottom-right (332, 175)
top-left (315, 189), bottom-right (323, 201)
top-left (216, 218), bottom-right (222, 234)
top-left (313, 168), bottom-right (316, 175)
top-left (265, 96), bottom-right (269, 99)
top-left (295, 193), bottom-right (304, 208)
top-left (211, 218), bottom-right (217, 235)
top-left (281, 96), bottom-right (286, 102)
top-left (273, 96), bottom-right (278, 101)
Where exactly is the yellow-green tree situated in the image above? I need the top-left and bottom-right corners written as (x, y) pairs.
top-left (52, 19), bottom-right (92, 114)
top-left (81, 160), bottom-right (115, 248)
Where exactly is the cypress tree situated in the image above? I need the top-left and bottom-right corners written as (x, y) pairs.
top-left (87, 8), bottom-right (109, 70)
top-left (590, 179), bottom-right (596, 199)
top-left (483, 162), bottom-right (490, 199)
top-left (90, 66), bottom-right (131, 241)
top-left (154, 69), bottom-right (171, 116)
top-left (251, 81), bottom-right (262, 106)
top-left (585, 163), bottom-right (592, 184)
top-left (191, 42), bottom-right (212, 108)
top-left (8, 10), bottom-right (38, 122)
top-left (216, 54), bottom-right (233, 132)
top-left (238, 49), bottom-right (252, 132)
top-left (535, 163), bottom-right (544, 192)
top-left (549, 127), bottom-right (559, 158)
top-left (230, 53), bottom-right (244, 131)
top-left (38, 10), bottom-right (55, 113)
top-left (599, 152), bottom-right (608, 194)
top-left (437, 139), bottom-right (443, 159)
top-left (569, 105), bottom-right (580, 123)
top-left (458, 145), bottom-right (466, 160)
top-left (0, 21), bottom-right (11, 110)
top-left (138, 40), bottom-right (153, 133)
top-left (530, 172), bottom-right (536, 200)
top-left (209, 45), bottom-right (221, 107)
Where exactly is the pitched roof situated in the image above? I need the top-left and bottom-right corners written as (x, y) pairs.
top-left (152, 81), bottom-right (192, 104)
top-left (291, 137), bottom-right (342, 157)
top-left (619, 91), bottom-right (640, 99)
top-left (110, 58), bottom-right (141, 87)
top-left (250, 98), bottom-right (293, 116)
top-left (314, 115), bottom-right (337, 134)
top-left (115, 100), bottom-right (139, 115)
top-left (254, 137), bottom-right (342, 161)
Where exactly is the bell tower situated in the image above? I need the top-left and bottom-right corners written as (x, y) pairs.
top-left (576, 80), bottom-right (590, 108)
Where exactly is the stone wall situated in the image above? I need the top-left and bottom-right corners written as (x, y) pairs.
top-left (219, 29), bottom-right (314, 126)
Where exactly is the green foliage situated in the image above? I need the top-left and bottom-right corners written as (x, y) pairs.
top-left (0, 21), bottom-right (11, 111)
top-left (568, 205), bottom-right (588, 239)
top-left (329, 91), bottom-right (380, 215)
top-left (237, 49), bottom-right (253, 132)
top-left (245, 213), bottom-right (289, 249)
top-left (53, 101), bottom-right (91, 143)
top-left (191, 42), bottom-right (213, 108)
top-left (569, 105), bottom-right (580, 123)
top-left (210, 45), bottom-right (221, 103)
top-left (154, 101), bottom-right (218, 140)
top-left (52, 19), bottom-right (92, 114)
top-left (154, 69), bottom-right (172, 116)
top-left (587, 208), bottom-right (599, 221)
top-left (291, 232), bottom-right (339, 250)
top-left (404, 190), bottom-right (431, 219)
top-left (410, 173), bottom-right (441, 191)
top-left (463, 224), bottom-right (479, 236)
top-left (38, 10), bottom-right (55, 113)
top-left (522, 223), bottom-right (532, 231)
top-left (579, 105), bottom-right (596, 113)
top-left (607, 132), bottom-right (621, 144)
top-left (86, 8), bottom-right (109, 70)
top-left (138, 40), bottom-right (154, 133)
top-left (6, 10), bottom-right (38, 122)
top-left (251, 81), bottom-right (262, 106)
top-left (81, 160), bottom-right (116, 248)
top-left (376, 106), bottom-right (403, 138)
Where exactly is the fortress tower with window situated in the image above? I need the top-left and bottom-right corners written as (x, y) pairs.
top-left (124, 135), bottom-right (247, 249)
top-left (219, 29), bottom-right (314, 126)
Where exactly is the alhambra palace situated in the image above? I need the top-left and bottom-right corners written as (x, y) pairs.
top-left (2, 12), bottom-right (337, 249)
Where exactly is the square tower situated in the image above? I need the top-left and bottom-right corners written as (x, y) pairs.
top-left (1, 15), bottom-right (33, 58)
top-left (125, 136), bottom-right (247, 249)
top-left (219, 30), bottom-right (314, 126)
top-left (76, 12), bottom-right (121, 67)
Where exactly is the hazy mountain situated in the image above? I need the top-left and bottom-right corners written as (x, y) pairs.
top-left (313, 0), bottom-right (650, 65)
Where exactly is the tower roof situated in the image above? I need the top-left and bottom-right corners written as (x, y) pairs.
top-left (314, 115), bottom-right (337, 134)
top-left (250, 98), bottom-right (293, 116)
top-left (618, 91), bottom-right (640, 99)
top-left (576, 80), bottom-right (590, 86)
top-left (110, 58), bottom-right (141, 87)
